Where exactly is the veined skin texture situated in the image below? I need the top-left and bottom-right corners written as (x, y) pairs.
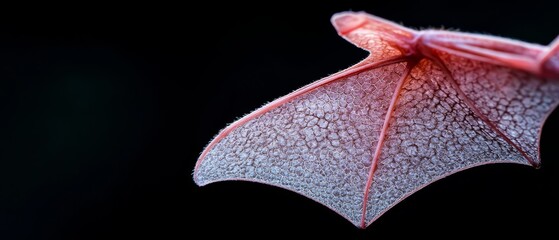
top-left (194, 11), bottom-right (559, 228)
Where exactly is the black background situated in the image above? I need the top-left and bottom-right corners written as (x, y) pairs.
top-left (1, 1), bottom-right (558, 239)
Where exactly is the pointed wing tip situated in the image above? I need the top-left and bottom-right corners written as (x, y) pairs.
top-left (331, 11), bottom-right (369, 35)
top-left (532, 161), bottom-right (541, 169)
top-left (193, 134), bottom-right (226, 187)
top-left (192, 169), bottom-right (211, 187)
top-left (192, 168), bottom-right (203, 186)
top-left (527, 154), bottom-right (541, 169)
top-left (193, 154), bottom-right (209, 187)
top-left (193, 152), bottom-right (219, 187)
top-left (358, 223), bottom-right (367, 229)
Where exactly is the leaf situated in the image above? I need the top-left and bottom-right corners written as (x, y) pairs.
top-left (193, 11), bottom-right (559, 228)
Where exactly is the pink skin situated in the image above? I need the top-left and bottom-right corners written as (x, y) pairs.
top-left (194, 11), bottom-right (559, 228)
top-left (332, 12), bottom-right (557, 228)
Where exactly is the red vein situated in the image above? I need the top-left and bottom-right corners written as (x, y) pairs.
top-left (193, 55), bottom-right (408, 180)
top-left (429, 54), bottom-right (538, 168)
top-left (538, 35), bottom-right (559, 66)
top-left (360, 60), bottom-right (417, 228)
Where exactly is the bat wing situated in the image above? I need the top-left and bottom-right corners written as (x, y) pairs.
top-left (363, 57), bottom-right (559, 227)
top-left (194, 13), bottom-right (409, 227)
top-left (195, 59), bottom-right (409, 226)
top-left (194, 12), bottom-right (559, 228)
top-left (438, 50), bottom-right (559, 166)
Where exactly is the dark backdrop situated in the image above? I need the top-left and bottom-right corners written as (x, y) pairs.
top-left (1, 1), bottom-right (558, 239)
